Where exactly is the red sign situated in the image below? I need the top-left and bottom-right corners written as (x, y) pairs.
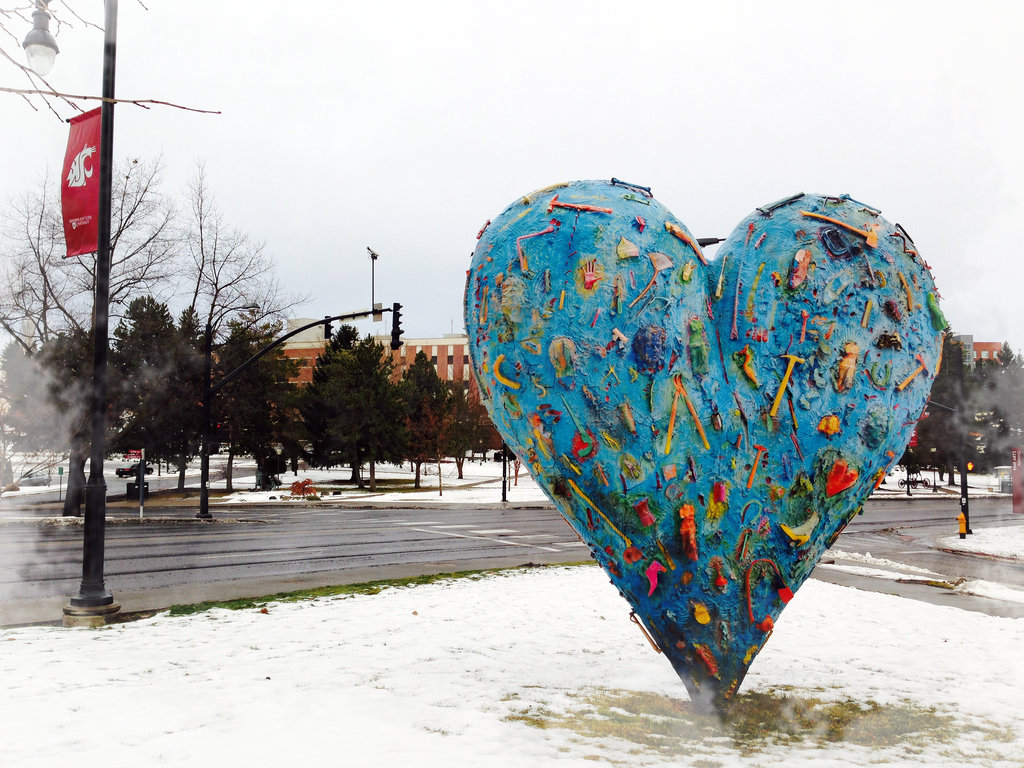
top-left (124, 449), bottom-right (142, 460)
top-left (1012, 448), bottom-right (1023, 514)
top-left (61, 108), bottom-right (102, 258)
top-left (908, 427), bottom-right (918, 448)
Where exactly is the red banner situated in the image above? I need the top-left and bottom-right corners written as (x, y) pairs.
top-left (61, 107), bottom-right (102, 258)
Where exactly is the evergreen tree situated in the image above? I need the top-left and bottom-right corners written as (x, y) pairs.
top-left (35, 329), bottom-right (93, 515)
top-left (167, 308), bottom-right (205, 489)
top-left (970, 341), bottom-right (1024, 469)
top-left (299, 333), bottom-right (405, 490)
top-left (913, 333), bottom-right (962, 483)
top-left (110, 296), bottom-right (181, 464)
top-left (401, 351), bottom-right (452, 491)
top-left (215, 318), bottom-right (299, 490)
top-left (298, 324), bottom-right (360, 472)
top-left (0, 341), bottom-right (63, 480)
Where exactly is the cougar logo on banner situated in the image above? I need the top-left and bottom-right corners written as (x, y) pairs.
top-left (61, 108), bottom-right (102, 258)
top-left (66, 145), bottom-right (97, 189)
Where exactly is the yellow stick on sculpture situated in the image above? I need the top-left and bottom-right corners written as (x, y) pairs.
top-left (800, 211), bottom-right (878, 247)
top-left (676, 377), bottom-right (710, 451)
top-left (770, 354), bottom-right (805, 417)
top-left (493, 354), bottom-right (521, 389)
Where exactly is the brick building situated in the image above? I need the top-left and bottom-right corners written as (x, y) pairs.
top-left (953, 335), bottom-right (1005, 368)
top-left (382, 334), bottom-right (473, 391)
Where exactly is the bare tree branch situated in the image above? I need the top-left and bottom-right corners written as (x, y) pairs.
top-left (181, 163), bottom-right (307, 337)
top-left (0, 2), bottom-right (215, 116)
top-left (0, 84), bottom-right (221, 114)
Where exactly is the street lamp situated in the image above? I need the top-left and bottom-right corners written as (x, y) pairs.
top-left (197, 304), bottom-right (259, 520)
top-left (32, 0), bottom-right (121, 626)
top-left (22, 1), bottom-right (59, 77)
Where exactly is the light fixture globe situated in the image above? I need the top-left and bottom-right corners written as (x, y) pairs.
top-left (23, 7), bottom-right (59, 77)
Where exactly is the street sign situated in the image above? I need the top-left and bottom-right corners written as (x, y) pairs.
top-left (124, 449), bottom-right (142, 460)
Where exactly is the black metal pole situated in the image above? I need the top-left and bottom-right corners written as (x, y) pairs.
top-left (197, 321), bottom-right (213, 520)
top-left (955, 342), bottom-right (972, 534)
top-left (501, 442), bottom-right (508, 502)
top-left (67, 0), bottom-right (118, 620)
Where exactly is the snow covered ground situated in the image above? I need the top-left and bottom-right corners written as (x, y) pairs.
top-left (2, 539), bottom-right (1023, 766)
top-left (219, 458), bottom-right (552, 506)
top-left (939, 526), bottom-right (1024, 561)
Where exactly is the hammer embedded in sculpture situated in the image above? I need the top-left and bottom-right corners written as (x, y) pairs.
top-left (896, 353), bottom-right (929, 392)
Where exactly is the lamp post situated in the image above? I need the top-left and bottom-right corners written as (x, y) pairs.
top-left (197, 304), bottom-right (258, 520)
top-left (29, 0), bottom-right (121, 626)
top-left (22, 0), bottom-right (59, 76)
top-left (367, 247), bottom-right (379, 308)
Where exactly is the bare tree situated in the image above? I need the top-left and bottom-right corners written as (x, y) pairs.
top-left (182, 163), bottom-right (303, 329)
top-left (0, 156), bottom-right (178, 350)
top-left (0, 167), bottom-right (82, 349)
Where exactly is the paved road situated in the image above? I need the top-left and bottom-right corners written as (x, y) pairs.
top-left (1, 493), bottom-right (1021, 625)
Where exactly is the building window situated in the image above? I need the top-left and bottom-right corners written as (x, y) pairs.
top-left (981, 350), bottom-right (989, 359)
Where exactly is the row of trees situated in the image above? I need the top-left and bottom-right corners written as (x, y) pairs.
top-left (903, 334), bottom-right (1024, 478)
top-left (0, 296), bottom-right (297, 513)
top-left (301, 326), bottom-right (496, 492)
top-left (0, 309), bottom-right (496, 508)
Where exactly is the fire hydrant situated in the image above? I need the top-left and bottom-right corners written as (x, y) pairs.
top-left (957, 511), bottom-right (967, 540)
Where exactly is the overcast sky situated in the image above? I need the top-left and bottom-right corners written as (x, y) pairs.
top-left (1, 0), bottom-right (1022, 346)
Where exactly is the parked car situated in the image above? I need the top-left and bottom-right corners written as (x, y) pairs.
top-left (115, 462), bottom-right (154, 478)
top-left (17, 470), bottom-right (51, 487)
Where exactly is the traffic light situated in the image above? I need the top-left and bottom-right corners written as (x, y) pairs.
top-left (390, 302), bottom-right (403, 350)
top-left (324, 315), bottom-right (333, 340)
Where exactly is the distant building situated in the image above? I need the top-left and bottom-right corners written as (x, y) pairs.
top-left (378, 333), bottom-right (473, 392)
top-left (282, 319), bottom-right (474, 391)
top-left (953, 335), bottom-right (1004, 368)
top-left (281, 318), bottom-right (329, 384)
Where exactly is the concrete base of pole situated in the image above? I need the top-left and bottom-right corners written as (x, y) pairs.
top-left (62, 602), bottom-right (121, 628)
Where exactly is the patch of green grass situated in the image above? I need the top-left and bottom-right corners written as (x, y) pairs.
top-left (503, 687), bottom-right (1006, 758)
top-left (165, 563), bottom-right (591, 617)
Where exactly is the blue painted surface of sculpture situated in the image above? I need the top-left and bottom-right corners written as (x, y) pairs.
top-left (464, 180), bottom-right (945, 709)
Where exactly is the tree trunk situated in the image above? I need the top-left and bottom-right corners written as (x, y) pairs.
top-left (455, 456), bottom-right (464, 480)
top-left (438, 456), bottom-right (443, 497)
top-left (349, 460), bottom-right (359, 484)
top-left (176, 440), bottom-right (188, 491)
top-left (414, 461), bottom-right (422, 489)
top-left (62, 448), bottom-right (86, 517)
top-left (226, 445), bottom-right (235, 492)
top-left (369, 460), bottom-right (376, 492)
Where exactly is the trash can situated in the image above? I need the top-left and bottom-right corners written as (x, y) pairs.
top-left (1000, 479), bottom-right (1013, 494)
top-left (126, 482), bottom-right (149, 500)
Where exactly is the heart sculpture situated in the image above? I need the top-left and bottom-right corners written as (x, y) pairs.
top-left (464, 180), bottom-right (945, 709)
